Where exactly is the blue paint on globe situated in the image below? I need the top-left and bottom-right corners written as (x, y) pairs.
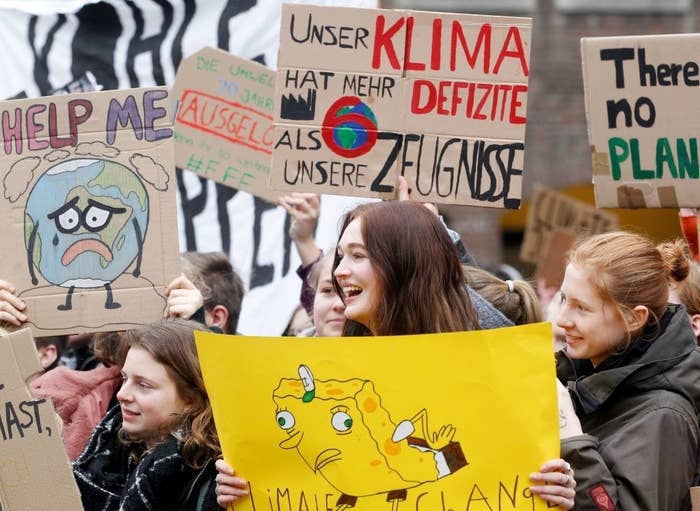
top-left (24, 158), bottom-right (149, 288)
top-left (331, 103), bottom-right (377, 151)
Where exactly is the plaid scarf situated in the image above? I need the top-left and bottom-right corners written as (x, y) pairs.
top-left (73, 406), bottom-right (218, 511)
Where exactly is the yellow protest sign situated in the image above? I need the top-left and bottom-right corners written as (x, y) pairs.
top-left (196, 323), bottom-right (558, 511)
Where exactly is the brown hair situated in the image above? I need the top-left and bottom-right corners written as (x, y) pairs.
top-left (676, 262), bottom-right (700, 317)
top-left (34, 335), bottom-right (68, 354)
top-left (570, 232), bottom-right (689, 338)
top-left (92, 331), bottom-right (129, 367)
top-left (657, 240), bottom-right (699, 317)
top-left (182, 252), bottom-right (245, 334)
top-left (332, 201), bottom-right (478, 336)
top-left (307, 251), bottom-right (335, 292)
top-left (462, 265), bottom-right (542, 325)
top-left (123, 319), bottom-right (220, 468)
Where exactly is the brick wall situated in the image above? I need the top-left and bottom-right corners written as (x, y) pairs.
top-left (432, 1), bottom-right (697, 267)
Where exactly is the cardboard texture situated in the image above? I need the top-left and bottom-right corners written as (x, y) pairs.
top-left (534, 229), bottom-right (575, 289)
top-left (272, 4), bottom-right (532, 207)
top-left (0, 87), bottom-right (180, 336)
top-left (582, 34), bottom-right (700, 208)
top-left (520, 185), bottom-right (618, 264)
top-left (0, 328), bottom-right (83, 510)
top-left (173, 47), bottom-right (279, 202)
top-left (196, 323), bottom-right (559, 511)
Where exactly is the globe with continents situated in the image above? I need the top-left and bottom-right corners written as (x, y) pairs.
top-left (25, 158), bottom-right (149, 289)
top-left (333, 102), bottom-right (377, 151)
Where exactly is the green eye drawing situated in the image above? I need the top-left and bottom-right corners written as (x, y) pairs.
top-left (276, 410), bottom-right (295, 430)
top-left (331, 411), bottom-right (353, 432)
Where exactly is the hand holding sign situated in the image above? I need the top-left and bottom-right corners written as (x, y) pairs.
top-left (163, 274), bottom-right (203, 320)
top-left (214, 459), bottom-right (249, 508)
top-left (0, 87), bottom-right (180, 336)
top-left (0, 279), bottom-right (26, 327)
top-left (397, 175), bottom-right (439, 216)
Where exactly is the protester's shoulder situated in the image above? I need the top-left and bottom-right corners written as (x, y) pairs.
top-left (467, 287), bottom-right (513, 329)
top-left (640, 388), bottom-right (700, 426)
top-left (32, 364), bottom-right (120, 399)
top-left (74, 405), bottom-right (124, 465)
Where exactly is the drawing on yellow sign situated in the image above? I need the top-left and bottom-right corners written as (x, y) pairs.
top-left (273, 365), bottom-right (469, 511)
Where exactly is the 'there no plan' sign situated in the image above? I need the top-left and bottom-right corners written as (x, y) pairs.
top-left (583, 34), bottom-right (700, 208)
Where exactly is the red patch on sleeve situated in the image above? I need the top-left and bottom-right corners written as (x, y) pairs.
top-left (588, 483), bottom-right (615, 511)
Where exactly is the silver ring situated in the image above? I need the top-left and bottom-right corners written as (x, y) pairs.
top-left (564, 474), bottom-right (571, 487)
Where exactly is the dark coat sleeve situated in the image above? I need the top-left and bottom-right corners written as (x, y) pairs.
top-left (562, 404), bottom-right (698, 511)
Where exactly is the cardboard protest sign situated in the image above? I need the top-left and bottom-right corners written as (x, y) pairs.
top-left (0, 328), bottom-right (83, 510)
top-left (173, 47), bottom-right (278, 202)
top-left (196, 323), bottom-right (559, 511)
top-left (582, 34), bottom-right (700, 208)
top-left (520, 185), bottom-right (617, 264)
top-left (534, 229), bottom-right (576, 289)
top-left (0, 87), bottom-right (180, 336)
top-left (271, 5), bottom-right (532, 208)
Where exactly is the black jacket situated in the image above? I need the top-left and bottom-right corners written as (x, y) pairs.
top-left (73, 405), bottom-right (219, 511)
top-left (558, 305), bottom-right (700, 511)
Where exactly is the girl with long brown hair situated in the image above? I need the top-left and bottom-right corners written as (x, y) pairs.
top-left (73, 319), bottom-right (223, 511)
top-left (333, 201), bottom-right (478, 336)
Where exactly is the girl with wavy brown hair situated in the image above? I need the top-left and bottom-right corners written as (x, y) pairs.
top-left (73, 319), bottom-right (223, 511)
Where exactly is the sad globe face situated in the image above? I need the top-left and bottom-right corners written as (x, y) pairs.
top-left (25, 158), bottom-right (149, 288)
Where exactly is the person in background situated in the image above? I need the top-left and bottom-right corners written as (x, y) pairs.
top-left (304, 251), bottom-right (346, 337)
top-left (556, 231), bottom-right (700, 510)
top-left (462, 265), bottom-right (542, 326)
top-left (180, 252), bottom-right (245, 334)
top-left (279, 192), bottom-right (323, 317)
top-left (670, 261), bottom-right (700, 341)
top-left (658, 239), bottom-right (700, 342)
top-left (31, 331), bottom-right (127, 460)
top-left (282, 304), bottom-right (313, 336)
top-left (281, 183), bottom-right (509, 330)
top-left (34, 335), bottom-right (68, 371)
